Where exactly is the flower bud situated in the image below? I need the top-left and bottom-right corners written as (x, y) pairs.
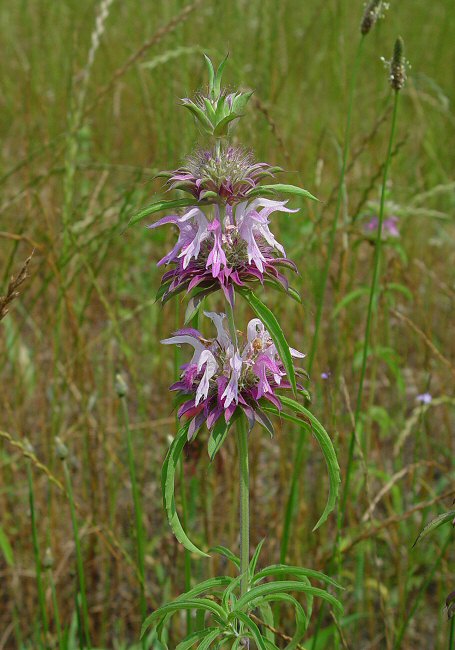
top-left (115, 373), bottom-right (128, 397)
top-left (55, 437), bottom-right (68, 461)
top-left (390, 36), bottom-right (406, 91)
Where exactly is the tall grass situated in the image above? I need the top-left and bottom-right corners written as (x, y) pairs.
top-left (0, 0), bottom-right (454, 648)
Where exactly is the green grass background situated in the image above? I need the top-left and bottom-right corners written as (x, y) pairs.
top-left (1, 0), bottom-right (454, 648)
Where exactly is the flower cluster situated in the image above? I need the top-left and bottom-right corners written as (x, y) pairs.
top-left (150, 198), bottom-right (298, 305)
top-left (364, 214), bottom-right (399, 239)
top-left (162, 312), bottom-right (305, 439)
top-left (162, 145), bottom-right (279, 205)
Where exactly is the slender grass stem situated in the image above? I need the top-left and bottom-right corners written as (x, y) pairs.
top-left (119, 394), bottom-right (147, 641)
top-left (62, 459), bottom-right (91, 648)
top-left (280, 36), bottom-right (365, 567)
top-left (47, 562), bottom-right (64, 650)
top-left (341, 89), bottom-right (400, 519)
top-left (449, 617), bottom-right (455, 650)
top-left (26, 461), bottom-right (49, 644)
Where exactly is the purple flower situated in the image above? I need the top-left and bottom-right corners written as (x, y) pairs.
top-left (416, 392), bottom-right (432, 405)
top-left (321, 371), bottom-right (331, 380)
top-left (162, 145), bottom-right (279, 205)
top-left (364, 215), bottom-right (400, 238)
top-left (149, 199), bottom-right (299, 306)
top-left (161, 313), bottom-right (305, 439)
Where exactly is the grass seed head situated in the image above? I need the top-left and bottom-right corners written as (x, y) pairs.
top-left (390, 36), bottom-right (406, 91)
top-left (360, 0), bottom-right (383, 35)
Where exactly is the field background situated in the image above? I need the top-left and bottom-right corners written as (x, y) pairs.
top-left (1, 0), bottom-right (454, 648)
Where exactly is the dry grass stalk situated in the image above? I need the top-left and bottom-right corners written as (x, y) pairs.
top-left (0, 251), bottom-right (33, 321)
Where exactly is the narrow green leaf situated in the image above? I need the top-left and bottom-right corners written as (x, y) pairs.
top-left (0, 526), bottom-right (13, 566)
top-left (213, 113), bottom-right (241, 137)
top-left (176, 628), bottom-right (218, 650)
top-left (233, 611), bottom-right (270, 650)
top-left (141, 598), bottom-right (226, 638)
top-left (258, 602), bottom-right (275, 643)
top-left (413, 509), bottom-right (455, 547)
top-left (233, 580), bottom-right (343, 616)
top-left (207, 416), bottom-right (233, 460)
top-left (255, 593), bottom-right (307, 650)
top-left (129, 198), bottom-right (196, 227)
top-left (174, 576), bottom-right (232, 602)
top-left (197, 628), bottom-right (222, 649)
top-left (203, 54), bottom-right (215, 95)
top-left (253, 564), bottom-right (342, 589)
top-left (214, 54), bottom-right (229, 97)
top-left (209, 545), bottom-right (240, 569)
top-left (182, 100), bottom-right (215, 133)
top-left (247, 184), bottom-right (319, 202)
top-left (249, 539), bottom-right (265, 577)
top-left (265, 397), bottom-right (340, 531)
top-left (239, 289), bottom-right (296, 395)
top-left (162, 424), bottom-right (209, 557)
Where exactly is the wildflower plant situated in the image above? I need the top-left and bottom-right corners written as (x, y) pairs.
top-left (132, 56), bottom-right (342, 648)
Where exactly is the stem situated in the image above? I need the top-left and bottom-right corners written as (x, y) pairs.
top-left (449, 617), bottom-right (455, 650)
top-left (63, 460), bottom-right (91, 648)
top-left (236, 414), bottom-right (250, 597)
top-left (26, 462), bottom-right (49, 644)
top-left (341, 89), bottom-right (400, 520)
top-left (48, 568), bottom-right (64, 650)
top-left (280, 35), bottom-right (365, 567)
top-left (120, 396), bottom-right (147, 638)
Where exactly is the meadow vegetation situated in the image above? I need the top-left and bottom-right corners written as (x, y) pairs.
top-left (1, 0), bottom-right (454, 648)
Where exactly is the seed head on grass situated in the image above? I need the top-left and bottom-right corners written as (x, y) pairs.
top-left (360, 0), bottom-right (384, 35)
top-left (390, 36), bottom-right (407, 91)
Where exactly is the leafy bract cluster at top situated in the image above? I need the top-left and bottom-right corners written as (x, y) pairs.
top-left (181, 55), bottom-right (254, 138)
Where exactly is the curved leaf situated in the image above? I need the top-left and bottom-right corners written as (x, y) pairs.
top-left (266, 396), bottom-right (340, 530)
top-left (239, 289), bottom-right (296, 395)
top-left (233, 580), bottom-right (343, 616)
top-left (247, 184), bottom-right (319, 202)
top-left (255, 593), bottom-right (307, 650)
top-left (209, 545), bottom-right (240, 569)
top-left (197, 628), bottom-right (222, 649)
top-left (176, 627), bottom-right (218, 650)
top-left (128, 198), bottom-right (197, 227)
top-left (413, 509), bottom-right (455, 547)
top-left (233, 611), bottom-right (270, 650)
top-left (162, 423), bottom-right (209, 557)
top-left (141, 598), bottom-right (227, 638)
top-left (253, 564), bottom-right (342, 589)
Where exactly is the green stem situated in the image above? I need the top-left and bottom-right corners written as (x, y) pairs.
top-left (48, 568), bottom-right (64, 650)
top-left (449, 617), bottom-right (455, 650)
top-left (341, 89), bottom-right (400, 520)
top-left (175, 300), bottom-right (193, 636)
top-left (280, 36), bottom-right (365, 568)
top-left (26, 462), bottom-right (49, 644)
top-left (236, 415), bottom-right (250, 597)
top-left (63, 460), bottom-right (91, 648)
top-left (120, 396), bottom-right (147, 638)
top-left (225, 293), bottom-right (249, 603)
